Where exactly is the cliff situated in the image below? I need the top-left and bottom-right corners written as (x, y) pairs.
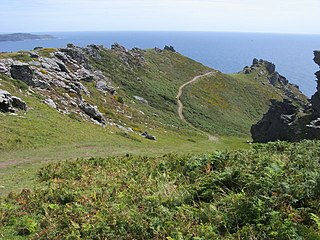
top-left (251, 51), bottom-right (320, 142)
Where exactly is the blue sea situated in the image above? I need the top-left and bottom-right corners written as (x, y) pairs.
top-left (1, 31), bottom-right (320, 97)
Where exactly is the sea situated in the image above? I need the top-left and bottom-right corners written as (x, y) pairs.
top-left (1, 31), bottom-right (320, 97)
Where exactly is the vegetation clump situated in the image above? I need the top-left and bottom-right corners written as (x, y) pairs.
top-left (0, 141), bottom-right (319, 239)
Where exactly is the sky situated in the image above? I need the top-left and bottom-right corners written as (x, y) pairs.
top-left (1, 0), bottom-right (319, 34)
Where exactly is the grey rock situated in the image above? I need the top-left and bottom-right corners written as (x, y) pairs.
top-left (314, 50), bottom-right (320, 66)
top-left (252, 58), bottom-right (259, 65)
top-left (29, 52), bottom-right (39, 59)
top-left (0, 90), bottom-right (14, 112)
top-left (80, 102), bottom-right (105, 124)
top-left (54, 51), bottom-right (69, 63)
top-left (141, 131), bottom-right (156, 141)
top-left (41, 58), bottom-right (61, 71)
top-left (0, 63), bottom-right (8, 73)
top-left (164, 45), bottom-right (176, 52)
top-left (60, 47), bottom-right (89, 68)
top-left (96, 80), bottom-right (115, 94)
top-left (154, 47), bottom-right (162, 53)
top-left (0, 90), bottom-right (27, 112)
top-left (251, 99), bottom-right (298, 143)
top-left (12, 96), bottom-right (27, 110)
top-left (76, 68), bottom-right (94, 82)
top-left (111, 43), bottom-right (128, 53)
top-left (10, 62), bottom-right (34, 85)
top-left (134, 96), bottom-right (148, 105)
top-left (44, 98), bottom-right (57, 109)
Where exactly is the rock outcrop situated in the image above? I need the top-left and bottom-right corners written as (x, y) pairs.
top-left (80, 102), bottom-right (105, 124)
top-left (251, 51), bottom-right (320, 142)
top-left (0, 90), bottom-right (27, 113)
top-left (0, 44), bottom-right (120, 124)
top-left (243, 58), bottom-right (306, 106)
top-left (164, 45), bottom-right (176, 52)
top-left (111, 43), bottom-right (145, 68)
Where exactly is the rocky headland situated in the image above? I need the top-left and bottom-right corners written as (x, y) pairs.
top-left (0, 33), bottom-right (54, 42)
top-left (251, 51), bottom-right (320, 142)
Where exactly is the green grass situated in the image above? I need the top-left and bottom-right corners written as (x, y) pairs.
top-left (0, 141), bottom-right (319, 239)
top-left (181, 72), bottom-right (289, 137)
top-left (0, 52), bottom-right (33, 62)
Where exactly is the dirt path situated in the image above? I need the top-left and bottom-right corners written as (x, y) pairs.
top-left (176, 71), bottom-right (218, 141)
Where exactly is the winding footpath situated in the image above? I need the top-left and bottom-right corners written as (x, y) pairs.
top-left (176, 71), bottom-right (218, 141)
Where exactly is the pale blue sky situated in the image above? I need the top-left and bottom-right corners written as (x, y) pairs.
top-left (1, 0), bottom-right (319, 34)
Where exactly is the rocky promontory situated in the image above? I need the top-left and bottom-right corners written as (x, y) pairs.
top-left (0, 33), bottom-right (54, 42)
top-left (251, 51), bottom-right (320, 142)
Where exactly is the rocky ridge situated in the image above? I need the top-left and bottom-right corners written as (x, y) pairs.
top-left (0, 43), bottom-right (176, 140)
top-left (243, 58), bottom-right (305, 106)
top-left (251, 51), bottom-right (320, 142)
top-left (0, 44), bottom-right (117, 124)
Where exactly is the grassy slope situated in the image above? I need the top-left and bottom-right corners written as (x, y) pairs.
top-left (0, 141), bottom-right (319, 239)
top-left (181, 70), bottom-right (293, 137)
top-left (0, 50), bottom-right (246, 195)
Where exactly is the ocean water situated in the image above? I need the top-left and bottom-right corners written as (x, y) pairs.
top-left (1, 31), bottom-right (320, 97)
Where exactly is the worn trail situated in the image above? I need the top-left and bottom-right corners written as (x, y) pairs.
top-left (176, 71), bottom-right (218, 141)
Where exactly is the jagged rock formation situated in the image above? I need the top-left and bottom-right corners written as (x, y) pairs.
top-left (243, 59), bottom-right (305, 106)
top-left (0, 90), bottom-right (27, 113)
top-left (251, 51), bottom-right (320, 142)
top-left (164, 45), bottom-right (176, 52)
top-left (0, 44), bottom-right (117, 124)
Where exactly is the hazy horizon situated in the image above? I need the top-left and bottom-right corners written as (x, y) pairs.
top-left (1, 0), bottom-right (319, 34)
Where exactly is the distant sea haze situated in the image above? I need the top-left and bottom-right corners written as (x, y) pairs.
top-left (0, 31), bottom-right (319, 97)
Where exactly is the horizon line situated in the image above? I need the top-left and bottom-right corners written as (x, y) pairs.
top-left (1, 30), bottom-right (320, 36)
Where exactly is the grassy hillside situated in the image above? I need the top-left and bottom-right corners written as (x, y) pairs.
top-left (181, 67), bottom-right (307, 137)
top-left (1, 141), bottom-right (319, 239)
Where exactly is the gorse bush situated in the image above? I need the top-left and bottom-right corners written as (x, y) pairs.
top-left (1, 141), bottom-right (320, 239)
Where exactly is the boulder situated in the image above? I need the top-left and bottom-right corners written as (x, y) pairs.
top-left (134, 96), bottom-right (148, 105)
top-left (12, 96), bottom-right (27, 111)
top-left (0, 90), bottom-right (27, 112)
top-left (96, 80), bottom-right (115, 94)
top-left (141, 131), bottom-right (156, 141)
top-left (44, 98), bottom-right (57, 109)
top-left (80, 102), bottom-right (105, 124)
top-left (10, 62), bottom-right (34, 85)
top-left (0, 90), bottom-right (14, 112)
